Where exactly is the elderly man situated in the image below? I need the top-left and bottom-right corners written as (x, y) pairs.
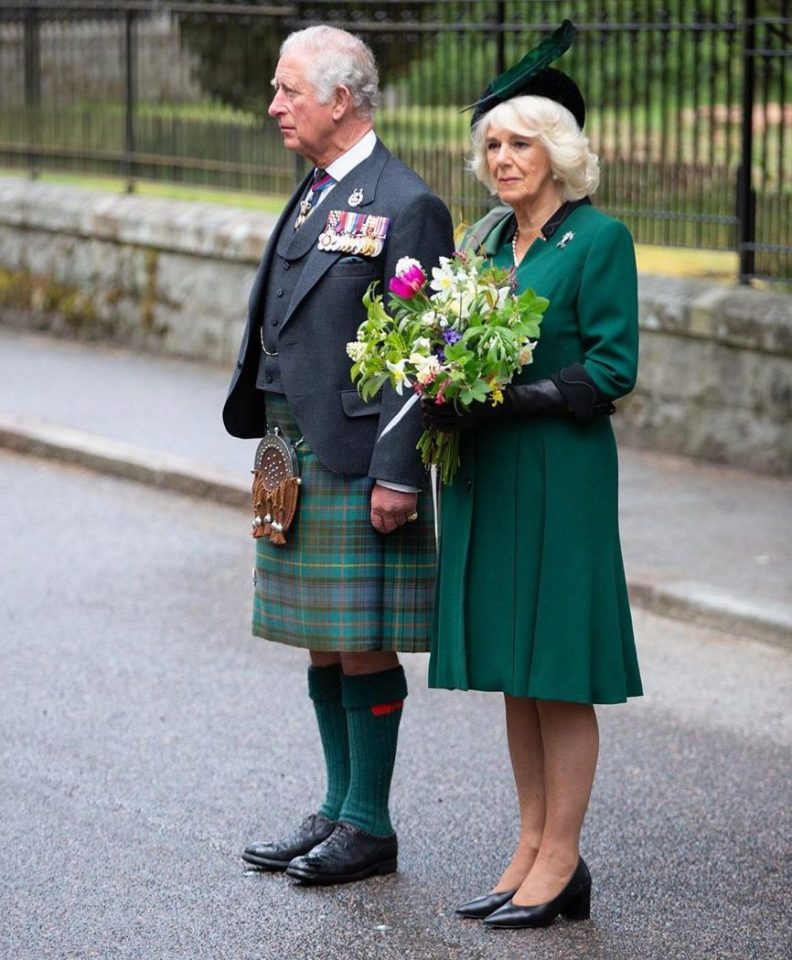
top-left (223, 25), bottom-right (453, 885)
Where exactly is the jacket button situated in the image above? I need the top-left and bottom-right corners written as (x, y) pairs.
top-left (276, 288), bottom-right (284, 297)
top-left (272, 318), bottom-right (280, 326)
top-left (265, 374), bottom-right (273, 384)
top-left (282, 260), bottom-right (290, 270)
top-left (464, 478), bottom-right (473, 491)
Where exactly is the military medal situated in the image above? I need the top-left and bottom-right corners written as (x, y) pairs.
top-left (317, 210), bottom-right (391, 257)
top-left (348, 188), bottom-right (364, 207)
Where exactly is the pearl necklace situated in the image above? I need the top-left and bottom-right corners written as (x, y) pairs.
top-left (512, 229), bottom-right (521, 267)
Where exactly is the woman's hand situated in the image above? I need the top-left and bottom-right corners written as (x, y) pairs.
top-left (421, 397), bottom-right (509, 433)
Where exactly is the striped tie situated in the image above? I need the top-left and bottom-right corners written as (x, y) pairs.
top-left (294, 168), bottom-right (335, 229)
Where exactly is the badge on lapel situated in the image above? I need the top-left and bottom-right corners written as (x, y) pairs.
top-left (318, 210), bottom-right (391, 256)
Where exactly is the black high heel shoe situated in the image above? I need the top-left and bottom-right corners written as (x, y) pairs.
top-left (483, 858), bottom-right (591, 929)
top-left (455, 889), bottom-right (516, 919)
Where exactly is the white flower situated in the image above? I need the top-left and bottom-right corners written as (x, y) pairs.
top-left (394, 256), bottom-right (423, 277)
top-left (346, 341), bottom-right (366, 362)
top-left (413, 337), bottom-right (431, 353)
top-left (386, 358), bottom-right (410, 394)
top-left (446, 290), bottom-right (476, 318)
top-left (518, 342), bottom-right (536, 366)
top-left (420, 309), bottom-right (437, 327)
top-left (410, 353), bottom-right (442, 384)
top-left (429, 258), bottom-right (457, 298)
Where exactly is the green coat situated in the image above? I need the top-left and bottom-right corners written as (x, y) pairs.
top-left (428, 202), bottom-right (643, 704)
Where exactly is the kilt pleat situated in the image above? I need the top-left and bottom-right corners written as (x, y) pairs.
top-left (252, 394), bottom-right (436, 652)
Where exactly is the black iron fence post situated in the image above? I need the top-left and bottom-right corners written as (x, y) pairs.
top-left (23, 2), bottom-right (41, 179)
top-left (124, 8), bottom-right (137, 192)
top-left (292, 2), bottom-right (306, 185)
top-left (737, 0), bottom-right (757, 283)
top-left (496, 0), bottom-right (506, 74)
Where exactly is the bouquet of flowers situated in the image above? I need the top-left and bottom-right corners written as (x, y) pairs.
top-left (347, 250), bottom-right (549, 485)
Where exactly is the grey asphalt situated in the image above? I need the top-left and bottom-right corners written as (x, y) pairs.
top-left (1, 449), bottom-right (790, 960)
top-left (0, 326), bottom-right (790, 646)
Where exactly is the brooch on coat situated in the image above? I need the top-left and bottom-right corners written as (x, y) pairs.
top-left (556, 231), bottom-right (575, 248)
top-left (317, 210), bottom-right (390, 256)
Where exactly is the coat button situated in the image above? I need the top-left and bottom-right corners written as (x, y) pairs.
top-left (464, 478), bottom-right (473, 491)
top-left (282, 260), bottom-right (290, 270)
top-left (272, 318), bottom-right (280, 326)
top-left (265, 374), bottom-right (273, 384)
top-left (276, 288), bottom-right (284, 297)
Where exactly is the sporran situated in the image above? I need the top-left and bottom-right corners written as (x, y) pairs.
top-left (251, 428), bottom-right (301, 545)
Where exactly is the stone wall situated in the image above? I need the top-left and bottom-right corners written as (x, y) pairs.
top-left (619, 276), bottom-right (792, 474)
top-left (0, 177), bottom-right (790, 475)
top-left (0, 178), bottom-right (267, 365)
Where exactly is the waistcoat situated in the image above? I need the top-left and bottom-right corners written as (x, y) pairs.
top-left (255, 204), bottom-right (315, 393)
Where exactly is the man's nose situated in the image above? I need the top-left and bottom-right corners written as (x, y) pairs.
top-left (268, 90), bottom-right (285, 117)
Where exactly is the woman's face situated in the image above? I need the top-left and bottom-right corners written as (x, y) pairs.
top-left (485, 125), bottom-right (558, 213)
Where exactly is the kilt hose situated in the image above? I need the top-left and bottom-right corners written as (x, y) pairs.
top-left (252, 394), bottom-right (436, 652)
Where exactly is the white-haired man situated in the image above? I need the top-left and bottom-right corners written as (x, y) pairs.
top-left (223, 25), bottom-right (454, 884)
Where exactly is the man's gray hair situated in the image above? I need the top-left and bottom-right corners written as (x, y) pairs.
top-left (281, 26), bottom-right (380, 117)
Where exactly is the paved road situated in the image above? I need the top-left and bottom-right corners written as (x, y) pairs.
top-left (2, 328), bottom-right (791, 646)
top-left (2, 450), bottom-right (790, 960)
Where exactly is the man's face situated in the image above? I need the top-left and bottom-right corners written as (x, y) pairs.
top-left (268, 50), bottom-right (336, 165)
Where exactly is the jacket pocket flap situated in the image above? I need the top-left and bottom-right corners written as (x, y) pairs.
top-left (341, 389), bottom-right (381, 418)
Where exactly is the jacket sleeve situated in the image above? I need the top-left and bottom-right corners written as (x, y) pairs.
top-left (576, 218), bottom-right (639, 401)
top-left (368, 189), bottom-right (455, 488)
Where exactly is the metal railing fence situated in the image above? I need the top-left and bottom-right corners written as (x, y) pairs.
top-left (0, 0), bottom-right (790, 283)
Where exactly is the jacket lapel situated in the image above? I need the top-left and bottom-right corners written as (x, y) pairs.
top-left (248, 172), bottom-right (312, 320)
top-left (283, 139), bottom-right (391, 326)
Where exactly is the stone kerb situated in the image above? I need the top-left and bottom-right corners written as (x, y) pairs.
top-left (0, 178), bottom-right (790, 474)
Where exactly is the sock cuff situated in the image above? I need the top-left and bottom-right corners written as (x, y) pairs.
top-left (307, 663), bottom-right (343, 702)
top-left (341, 666), bottom-right (408, 710)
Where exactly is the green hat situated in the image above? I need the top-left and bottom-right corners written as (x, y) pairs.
top-left (467, 20), bottom-right (585, 129)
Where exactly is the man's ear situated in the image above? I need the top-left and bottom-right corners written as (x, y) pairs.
top-left (332, 85), bottom-right (353, 121)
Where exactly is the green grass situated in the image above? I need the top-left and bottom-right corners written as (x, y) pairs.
top-left (0, 167), bottom-right (287, 213)
top-left (0, 166), bottom-right (742, 282)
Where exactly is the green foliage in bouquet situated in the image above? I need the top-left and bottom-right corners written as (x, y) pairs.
top-left (348, 251), bottom-right (549, 484)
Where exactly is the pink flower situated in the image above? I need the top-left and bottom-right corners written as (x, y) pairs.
top-left (388, 258), bottom-right (427, 299)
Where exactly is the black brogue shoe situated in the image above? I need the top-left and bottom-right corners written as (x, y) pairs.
top-left (241, 812), bottom-right (336, 871)
top-left (285, 821), bottom-right (398, 885)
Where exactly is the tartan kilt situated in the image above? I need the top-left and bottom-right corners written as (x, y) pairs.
top-left (251, 393), bottom-right (436, 652)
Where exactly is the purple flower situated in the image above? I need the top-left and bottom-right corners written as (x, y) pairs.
top-left (442, 329), bottom-right (462, 345)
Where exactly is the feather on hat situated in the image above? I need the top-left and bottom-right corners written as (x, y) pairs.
top-left (466, 20), bottom-right (585, 129)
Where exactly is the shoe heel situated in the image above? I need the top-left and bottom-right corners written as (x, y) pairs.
top-left (562, 885), bottom-right (591, 921)
top-left (376, 859), bottom-right (398, 876)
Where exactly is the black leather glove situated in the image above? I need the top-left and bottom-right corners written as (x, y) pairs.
top-left (421, 394), bottom-right (511, 433)
top-left (422, 379), bottom-right (565, 433)
top-left (549, 363), bottom-right (615, 422)
top-left (422, 365), bottom-right (614, 433)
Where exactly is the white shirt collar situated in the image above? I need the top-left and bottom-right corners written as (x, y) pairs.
top-left (324, 129), bottom-right (377, 185)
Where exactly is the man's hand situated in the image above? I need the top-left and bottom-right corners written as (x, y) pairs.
top-left (370, 484), bottom-right (419, 535)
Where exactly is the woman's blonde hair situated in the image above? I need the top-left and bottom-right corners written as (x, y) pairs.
top-left (469, 95), bottom-right (599, 200)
